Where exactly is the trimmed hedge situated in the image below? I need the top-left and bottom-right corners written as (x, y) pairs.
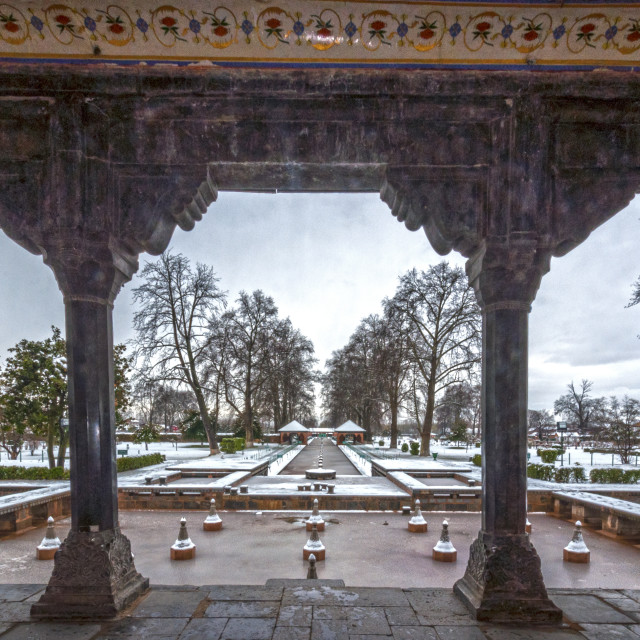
top-left (527, 463), bottom-right (556, 481)
top-left (220, 437), bottom-right (245, 454)
top-left (116, 453), bottom-right (165, 472)
top-left (410, 442), bottom-right (419, 456)
top-left (401, 443), bottom-right (409, 453)
top-left (539, 449), bottom-right (559, 464)
top-left (0, 466), bottom-right (70, 480)
top-left (472, 454), bottom-right (482, 467)
top-left (590, 468), bottom-right (640, 484)
top-left (527, 463), bottom-right (586, 483)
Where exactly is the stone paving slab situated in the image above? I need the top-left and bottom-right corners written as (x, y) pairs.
top-left (551, 595), bottom-right (636, 624)
top-left (0, 623), bottom-right (102, 640)
top-left (578, 624), bottom-right (640, 640)
top-left (0, 585), bottom-right (44, 602)
top-left (0, 585), bottom-right (639, 639)
top-left (130, 590), bottom-right (205, 618)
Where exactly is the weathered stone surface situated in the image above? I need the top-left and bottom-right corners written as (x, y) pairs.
top-left (0, 584), bottom-right (45, 602)
top-left (277, 606), bottom-right (312, 627)
top-left (131, 590), bottom-right (205, 618)
top-left (383, 607), bottom-right (420, 626)
top-left (346, 607), bottom-right (391, 635)
top-left (207, 585), bottom-right (283, 602)
top-left (578, 625), bottom-right (640, 640)
top-left (455, 533), bottom-right (561, 624)
top-left (177, 618), bottom-right (227, 640)
top-left (0, 623), bottom-right (101, 640)
top-left (272, 627), bottom-right (311, 640)
top-left (221, 617), bottom-right (276, 640)
top-left (310, 618), bottom-right (349, 640)
top-left (550, 595), bottom-right (635, 624)
top-left (97, 616), bottom-right (189, 638)
top-left (434, 626), bottom-right (485, 640)
top-left (205, 601), bottom-right (280, 618)
top-left (31, 528), bottom-right (148, 619)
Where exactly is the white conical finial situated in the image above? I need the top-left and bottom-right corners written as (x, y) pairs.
top-left (36, 517), bottom-right (61, 559)
top-left (408, 498), bottom-right (427, 530)
top-left (433, 519), bottom-right (457, 562)
top-left (563, 521), bottom-right (590, 563)
top-left (306, 498), bottom-right (325, 531)
top-left (303, 523), bottom-right (326, 560)
top-left (203, 498), bottom-right (223, 531)
top-left (171, 517), bottom-right (196, 559)
top-left (173, 518), bottom-right (195, 549)
top-left (307, 553), bottom-right (318, 579)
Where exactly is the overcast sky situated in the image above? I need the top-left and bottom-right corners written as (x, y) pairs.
top-left (1, 191), bottom-right (639, 414)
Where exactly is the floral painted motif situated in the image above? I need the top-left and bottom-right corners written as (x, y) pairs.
top-left (0, 2), bottom-right (639, 67)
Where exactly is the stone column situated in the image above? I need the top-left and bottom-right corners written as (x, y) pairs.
top-left (454, 240), bottom-right (562, 624)
top-left (31, 238), bottom-right (148, 618)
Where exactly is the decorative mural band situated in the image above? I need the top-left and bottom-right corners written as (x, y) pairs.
top-left (1, 2), bottom-right (640, 67)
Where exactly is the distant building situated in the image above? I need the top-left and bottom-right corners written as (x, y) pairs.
top-left (278, 421), bottom-right (311, 444)
top-left (333, 420), bottom-right (366, 444)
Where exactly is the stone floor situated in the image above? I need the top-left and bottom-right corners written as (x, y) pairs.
top-left (1, 582), bottom-right (640, 639)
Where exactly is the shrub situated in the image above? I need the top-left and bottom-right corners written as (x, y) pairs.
top-left (571, 465), bottom-right (587, 483)
top-left (472, 454), bottom-right (482, 467)
top-left (475, 442), bottom-right (481, 448)
top-left (116, 453), bottom-right (165, 472)
top-left (526, 463), bottom-right (556, 481)
top-left (220, 437), bottom-right (245, 453)
top-left (539, 449), bottom-right (558, 464)
top-left (589, 467), bottom-right (625, 484)
top-left (401, 443), bottom-right (409, 453)
top-left (554, 467), bottom-right (572, 483)
top-left (623, 469), bottom-right (640, 484)
top-left (410, 441), bottom-right (419, 456)
top-left (0, 466), bottom-right (70, 480)
top-left (378, 440), bottom-right (384, 446)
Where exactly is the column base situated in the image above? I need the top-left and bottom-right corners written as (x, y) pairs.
top-left (31, 528), bottom-right (149, 619)
top-left (454, 531), bottom-right (562, 625)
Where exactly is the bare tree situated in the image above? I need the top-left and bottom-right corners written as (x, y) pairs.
top-left (605, 395), bottom-right (640, 464)
top-left (436, 382), bottom-right (478, 440)
top-left (365, 313), bottom-right (411, 448)
top-left (220, 290), bottom-right (279, 447)
top-left (321, 321), bottom-right (384, 437)
top-left (131, 252), bottom-right (226, 453)
top-left (527, 409), bottom-right (556, 441)
top-left (553, 380), bottom-right (604, 435)
top-left (385, 263), bottom-right (481, 455)
top-left (261, 318), bottom-right (317, 429)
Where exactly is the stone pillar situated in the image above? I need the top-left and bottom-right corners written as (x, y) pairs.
top-left (454, 240), bottom-right (561, 624)
top-left (31, 239), bottom-right (148, 618)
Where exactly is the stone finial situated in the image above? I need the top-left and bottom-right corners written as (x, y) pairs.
top-left (433, 519), bottom-right (457, 562)
top-left (525, 517), bottom-right (532, 534)
top-left (563, 520), bottom-right (590, 563)
top-left (36, 516), bottom-right (61, 560)
top-left (408, 499), bottom-right (428, 533)
top-left (203, 498), bottom-right (223, 531)
top-left (303, 523), bottom-right (325, 561)
top-left (171, 517), bottom-right (196, 560)
top-left (307, 553), bottom-right (318, 579)
top-left (306, 498), bottom-right (325, 531)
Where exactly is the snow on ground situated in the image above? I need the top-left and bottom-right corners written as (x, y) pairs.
top-left (340, 445), bottom-right (371, 476)
top-left (372, 437), bottom-right (640, 477)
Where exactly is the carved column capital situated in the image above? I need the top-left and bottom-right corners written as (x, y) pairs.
top-left (40, 234), bottom-right (138, 307)
top-left (465, 238), bottom-right (552, 313)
